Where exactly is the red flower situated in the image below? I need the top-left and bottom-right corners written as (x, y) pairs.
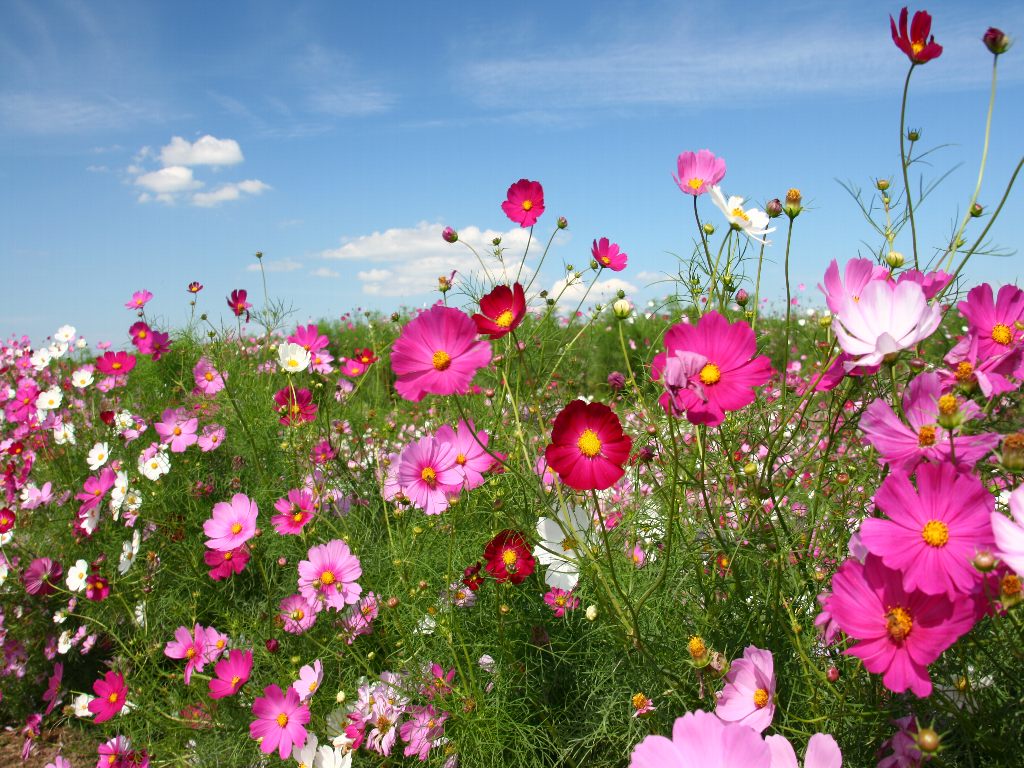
top-left (473, 283), bottom-right (527, 339)
top-left (462, 562), bottom-right (484, 591)
top-left (545, 400), bottom-right (633, 491)
top-left (273, 387), bottom-right (318, 426)
top-left (354, 347), bottom-right (378, 365)
top-left (95, 351), bottom-right (137, 376)
top-left (501, 179), bottom-right (545, 227)
top-left (890, 8), bottom-right (943, 64)
top-left (227, 289), bottom-right (252, 320)
top-left (0, 507), bottom-right (15, 534)
top-left (483, 530), bottom-right (535, 584)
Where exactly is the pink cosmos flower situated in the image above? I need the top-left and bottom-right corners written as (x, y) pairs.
top-left (129, 321), bottom-right (153, 352)
top-left (819, 258), bottom-right (890, 315)
top-left (279, 593), bottom-right (318, 634)
top-left (545, 400), bottom-right (633, 491)
top-left (400, 705), bottom-right (447, 761)
top-left (833, 279), bottom-right (941, 369)
top-left (164, 624), bottom-right (208, 684)
top-left (297, 539), bottom-right (362, 611)
top-left (88, 671), bottom-right (128, 723)
top-left (249, 684), bottom-right (310, 760)
top-left (825, 555), bottom-right (976, 697)
top-left (435, 419), bottom-right (493, 491)
top-left (85, 573), bottom-right (110, 602)
top-left (291, 659), bottom-right (323, 702)
top-left (652, 311), bottom-right (774, 427)
top-left (896, 268), bottom-right (952, 300)
top-left (992, 486), bottom-right (1024, 578)
top-left (193, 357), bottom-right (225, 395)
top-left (715, 645), bottom-right (776, 733)
top-left (154, 407), bottom-right (198, 453)
top-left (44, 754), bottom-right (71, 768)
top-left (197, 424), bottom-right (226, 452)
top-left (272, 489), bottom-right (316, 534)
top-left (23, 558), bottom-right (62, 596)
top-left (288, 323), bottom-right (330, 355)
top-left (205, 545), bottom-right (249, 580)
top-left (630, 709), bottom-right (770, 768)
top-left (203, 494), bottom-right (258, 552)
top-left (95, 351), bottom-right (137, 376)
top-left (227, 289), bottom-right (251, 320)
top-left (765, 733), bottom-right (843, 768)
top-left (96, 736), bottom-right (131, 767)
top-left (125, 290), bottom-right (153, 310)
top-left (339, 357), bottom-right (366, 377)
top-left (673, 149), bottom-right (726, 197)
top-left (858, 372), bottom-right (999, 473)
top-left (859, 462), bottom-right (995, 597)
top-left (939, 333), bottom-right (1021, 398)
top-left (501, 178), bottom-right (545, 227)
top-left (209, 648), bottom-right (252, 699)
top-left (592, 238), bottom-right (627, 271)
top-left (43, 662), bottom-right (63, 715)
top-left (390, 304), bottom-right (492, 402)
top-left (397, 435), bottom-right (462, 515)
top-left (543, 587), bottom-right (579, 617)
top-left (957, 283), bottom-right (1024, 359)
top-left (76, 467), bottom-right (117, 517)
top-left (273, 387), bottom-right (318, 425)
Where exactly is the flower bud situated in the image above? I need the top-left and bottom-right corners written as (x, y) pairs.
top-left (566, 264), bottom-right (574, 272)
top-left (818, 314), bottom-right (833, 329)
top-left (826, 666), bottom-right (840, 683)
top-left (907, 129), bottom-right (921, 142)
top-left (765, 198), bottom-right (783, 218)
top-left (616, 289), bottom-right (626, 299)
top-left (982, 27), bottom-right (1012, 55)
top-left (557, 216), bottom-right (568, 229)
top-left (742, 462), bottom-right (758, 476)
top-left (391, 312), bottom-right (401, 322)
top-left (970, 202), bottom-right (984, 217)
top-left (590, 259), bottom-right (600, 270)
top-left (936, 393), bottom-right (963, 429)
top-left (386, 596), bottom-right (399, 608)
top-left (972, 550), bottom-right (997, 572)
top-left (836, 472), bottom-right (850, 486)
top-left (499, 604), bottom-right (510, 615)
top-left (612, 299), bottom-right (632, 320)
top-left (438, 275), bottom-right (451, 293)
top-left (442, 226), bottom-right (458, 243)
top-left (876, 178), bottom-right (890, 191)
top-left (255, 250), bottom-right (264, 260)
top-left (585, 604), bottom-right (598, 621)
top-left (907, 357), bottom-right (927, 371)
top-left (492, 236), bottom-right (501, 246)
top-left (1000, 572), bottom-right (1022, 608)
top-left (722, 273), bottom-right (735, 291)
top-left (915, 727), bottom-right (941, 756)
top-left (265, 638), bottom-right (280, 653)
top-left (783, 188), bottom-right (803, 219)
top-left (885, 250), bottom-right (905, 269)
top-left (735, 289), bottom-right (750, 307)
top-left (1001, 432), bottom-right (1024, 471)
top-left (702, 222), bottom-right (715, 235)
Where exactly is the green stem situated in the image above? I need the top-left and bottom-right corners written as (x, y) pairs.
top-left (780, 217), bottom-right (796, 402)
top-left (898, 64), bottom-right (920, 270)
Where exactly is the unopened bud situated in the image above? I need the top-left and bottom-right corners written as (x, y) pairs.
top-left (499, 604), bottom-right (511, 615)
top-left (386, 596), bottom-right (399, 608)
top-left (784, 188), bottom-right (803, 219)
top-left (818, 314), bottom-right (833, 329)
top-left (982, 27), bottom-right (1012, 55)
top-left (916, 727), bottom-right (941, 756)
top-left (492, 236), bottom-right (501, 246)
top-left (973, 551), bottom-right (997, 572)
top-left (907, 129), bottom-right (921, 142)
top-left (765, 198), bottom-right (783, 218)
top-left (391, 312), bottom-right (401, 322)
top-left (970, 203), bottom-right (984, 217)
top-left (703, 222), bottom-right (715, 235)
top-left (907, 357), bottom-right (927, 371)
top-left (566, 264), bottom-right (574, 272)
top-left (590, 259), bottom-right (600, 270)
top-left (876, 178), bottom-right (890, 191)
top-left (612, 299), bottom-right (632, 319)
top-left (255, 250), bottom-right (264, 260)
top-left (442, 226), bottom-right (458, 243)
top-left (826, 666), bottom-right (840, 683)
top-left (735, 289), bottom-right (750, 307)
top-left (438, 275), bottom-right (451, 293)
top-left (835, 471), bottom-right (850, 486)
top-left (585, 604), bottom-right (598, 621)
top-left (557, 216), bottom-right (568, 229)
top-left (885, 250), bottom-right (905, 268)
top-left (1001, 432), bottom-right (1024, 471)
top-left (616, 289), bottom-right (626, 299)
top-left (722, 273), bottom-right (735, 291)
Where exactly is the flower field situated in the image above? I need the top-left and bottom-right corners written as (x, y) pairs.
top-left (2, 10), bottom-right (1023, 768)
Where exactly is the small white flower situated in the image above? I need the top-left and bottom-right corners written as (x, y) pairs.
top-left (54, 324), bottom-right (77, 343)
top-left (139, 449), bottom-right (171, 481)
top-left (30, 347), bottom-right (52, 371)
top-left (58, 629), bottom-right (75, 655)
top-left (710, 186), bottom-right (775, 245)
top-left (87, 441), bottom-right (110, 471)
top-left (278, 342), bottom-right (312, 374)
top-left (293, 733), bottom-right (319, 768)
top-left (315, 745), bottom-right (352, 768)
top-left (66, 559), bottom-right (89, 592)
top-left (53, 608), bottom-right (68, 624)
top-left (72, 692), bottom-right (95, 717)
top-left (133, 603), bottom-right (146, 627)
top-left (53, 421), bottom-right (76, 445)
top-left (49, 341), bottom-right (69, 359)
top-left (35, 386), bottom-right (63, 411)
top-left (75, 337), bottom-right (88, 349)
top-left (119, 530), bottom-right (141, 574)
top-left (72, 368), bottom-right (94, 388)
top-left (0, 560), bottom-right (7, 587)
top-left (114, 411), bottom-right (135, 431)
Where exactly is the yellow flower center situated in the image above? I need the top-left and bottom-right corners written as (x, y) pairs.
top-left (1002, 574), bottom-right (1021, 596)
top-left (432, 350), bottom-right (452, 371)
top-left (292, 511), bottom-right (305, 522)
top-left (112, 361), bottom-right (122, 370)
top-left (555, 595), bottom-right (567, 607)
top-left (886, 606), bottom-right (913, 642)
top-left (138, 330), bottom-right (147, 339)
top-left (231, 675), bottom-right (241, 686)
top-left (521, 200), bottom-right (533, 211)
top-left (173, 426), bottom-right (182, 436)
top-left (911, 40), bottom-right (925, 56)
top-left (287, 358), bottom-right (301, 368)
top-left (495, 310), bottom-right (514, 328)
top-left (456, 453), bottom-right (467, 466)
top-left (107, 692), bottom-right (119, 704)
top-left (687, 636), bottom-right (707, 659)
top-left (687, 177), bottom-right (704, 191)
top-left (730, 207), bottom-right (750, 223)
top-left (577, 428), bottom-right (602, 458)
top-left (204, 371), bottom-right (214, 381)
top-left (955, 361), bottom-right (974, 381)
top-left (937, 394), bottom-right (957, 416)
top-left (320, 570), bottom-right (336, 586)
top-left (631, 692), bottom-right (650, 710)
top-left (230, 522), bottom-right (243, 534)
top-left (753, 688), bottom-right (770, 708)
top-left (502, 548), bottom-right (518, 567)
top-left (922, 520), bottom-right (949, 547)
top-left (309, 681), bottom-right (318, 692)
top-left (186, 648), bottom-right (196, 659)
top-left (291, 608), bottom-right (305, 620)
top-left (917, 425), bottom-right (937, 447)
top-left (992, 323), bottom-right (1013, 345)
top-left (421, 467), bottom-right (437, 487)
top-left (601, 255), bottom-right (611, 265)
top-left (699, 363), bottom-right (721, 385)
top-left (276, 713), bottom-right (289, 727)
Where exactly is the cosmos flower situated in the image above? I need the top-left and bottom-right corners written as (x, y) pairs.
top-left (544, 400), bottom-right (632, 491)
top-left (473, 283), bottom-right (527, 339)
top-left (709, 186), bottom-right (774, 244)
top-left (501, 178), bottom-right (545, 227)
top-left (991, 486), bottom-right (1024, 578)
top-left (890, 7), bottom-right (943, 64)
top-left (630, 709), bottom-right (770, 767)
top-left (249, 684), bottom-right (310, 760)
top-left (203, 494), bottom-right (258, 552)
top-left (88, 671), bottom-right (128, 723)
top-left (957, 283), bottom-right (1024, 359)
top-left (483, 529), bottom-right (536, 585)
top-left (592, 238), bottom-right (628, 271)
top-left (715, 646), bottom-right (776, 733)
top-left (297, 539), bottom-right (362, 611)
top-left (673, 149), bottom-right (726, 197)
top-left (209, 649), bottom-right (252, 699)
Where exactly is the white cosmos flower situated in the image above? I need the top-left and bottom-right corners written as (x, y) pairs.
top-left (119, 530), bottom-right (142, 574)
top-left (114, 411), bottom-right (134, 431)
top-left (54, 324), bottom-right (77, 343)
top-left (293, 733), bottom-right (319, 768)
top-left (72, 368), bottom-right (94, 388)
top-left (49, 341), bottom-right (69, 359)
top-left (0, 560), bottom-right (7, 587)
top-left (53, 608), bottom-right (68, 624)
top-left (58, 630), bottom-right (75, 655)
top-left (30, 347), bottom-right (52, 371)
top-left (315, 745), bottom-right (352, 768)
top-left (533, 504), bottom-right (594, 591)
top-left (66, 559), bottom-right (89, 592)
top-left (75, 337), bottom-right (88, 349)
top-left (72, 692), bottom-right (94, 717)
top-left (36, 387), bottom-right (63, 410)
top-left (278, 342), bottom-right (312, 374)
top-left (710, 186), bottom-right (775, 245)
top-left (139, 449), bottom-right (171, 481)
top-left (54, 421), bottom-right (76, 445)
top-left (87, 441), bottom-right (110, 471)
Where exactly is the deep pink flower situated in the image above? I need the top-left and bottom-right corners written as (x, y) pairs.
top-left (473, 283), bottom-right (527, 339)
top-left (652, 312), bottom-right (773, 427)
top-left (164, 624), bottom-right (209, 685)
top-left (860, 462), bottom-right (995, 597)
top-left (0, 506), bottom-right (16, 534)
top-left (890, 7), bottom-right (943, 64)
top-left (435, 419), bottom-right (493, 491)
top-left (483, 529), bottom-right (536, 585)
top-left (43, 662), bottom-right (63, 715)
top-left (193, 357), bottom-right (225, 395)
top-left (715, 645), bottom-right (776, 733)
top-left (279, 594), bottom-right (317, 634)
top-left (125, 290), bottom-right (153, 310)
top-left (819, 258), bottom-right (889, 315)
top-left (501, 179), bottom-right (545, 227)
top-left (205, 545), bottom-right (249, 581)
top-left (97, 736), bottom-right (132, 768)
top-left (288, 323), bottom-right (329, 354)
top-left (85, 573), bottom-right (110, 602)
top-left (227, 289), bottom-right (251, 320)
top-left (273, 386), bottom-right (318, 425)
top-left (76, 467), bottom-right (117, 517)
top-left (88, 671), bottom-right (128, 723)
top-left (129, 321), bottom-right (153, 352)
top-left (23, 558), bottom-right (62, 596)
top-left (825, 555), bottom-right (976, 697)
top-left (545, 400), bottom-right (632, 491)
top-left (396, 435), bottom-right (462, 515)
top-left (957, 283), bottom-right (1024, 359)
top-left (154, 408), bottom-right (198, 453)
top-left (543, 587), bottom-right (579, 617)
top-left (203, 493), bottom-right (258, 552)
top-left (939, 333), bottom-right (1021, 398)
top-left (992, 486), bottom-right (1024, 578)
top-left (630, 709), bottom-right (770, 768)
top-left (297, 539), bottom-right (362, 611)
top-left (390, 305), bottom-right (492, 402)
top-left (592, 238), bottom-right (628, 271)
top-left (95, 351), bottom-right (137, 376)
top-left (249, 684), bottom-right (310, 760)
top-left (209, 648), bottom-right (252, 699)
top-left (673, 149), bottom-right (726, 197)
top-left (400, 705), bottom-right (447, 761)
top-left (272, 489), bottom-right (316, 535)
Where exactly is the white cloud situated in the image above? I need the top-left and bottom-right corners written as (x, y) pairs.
top-left (159, 135), bottom-right (243, 166)
top-left (549, 276), bottom-right (638, 309)
top-left (246, 257), bottom-right (301, 273)
top-left (310, 267), bottom-right (339, 278)
top-left (317, 221), bottom-right (544, 297)
top-left (134, 166), bottom-right (202, 203)
top-left (191, 179), bottom-right (269, 207)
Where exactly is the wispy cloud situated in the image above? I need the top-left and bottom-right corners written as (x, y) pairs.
top-left (193, 179), bottom-right (270, 208)
top-left (246, 257), bottom-right (302, 273)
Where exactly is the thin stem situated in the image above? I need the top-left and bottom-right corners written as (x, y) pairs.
top-left (898, 64), bottom-right (920, 269)
top-left (515, 225), bottom-right (534, 284)
top-left (780, 216), bottom-right (796, 402)
top-left (523, 226), bottom-right (561, 295)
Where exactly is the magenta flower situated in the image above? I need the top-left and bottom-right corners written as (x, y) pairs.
top-left (858, 371), bottom-right (999, 473)
top-left (279, 593), bottom-right (318, 634)
top-left (544, 400), bottom-right (633, 491)
top-left (273, 386), bottom-right (318, 425)
top-left (85, 573), bottom-right (110, 602)
top-left (193, 357), bottom-right (226, 395)
top-left (125, 290), bottom-right (153, 310)
top-left (543, 587), bottom-right (579, 617)
top-left (75, 467), bottom-right (117, 516)
top-left (227, 288), bottom-right (252, 320)
top-left (993, 486), bottom-right (1024, 578)
top-left (205, 545), bottom-right (249, 581)
top-left (43, 662), bottom-right (63, 715)
top-left (165, 624), bottom-right (209, 684)
top-left (197, 424), bottom-right (226, 452)
top-left (652, 311), bottom-right (773, 427)
top-left (957, 283), bottom-right (1024, 359)
top-left (825, 555), bottom-right (976, 697)
top-left (249, 684), bottom-right (310, 760)
top-left (397, 434), bottom-right (462, 515)
top-left (819, 258), bottom-right (889, 315)
top-left (272, 489), bottom-right (316, 535)
top-left (209, 648), bottom-right (252, 699)
top-left (154, 407), bottom-right (198, 453)
top-left (23, 558), bottom-right (62, 596)
top-left (297, 539), bottom-right (362, 611)
top-left (859, 462), bottom-right (995, 597)
top-left (673, 149), bottom-right (726, 197)
top-left (890, 7), bottom-right (943, 64)
top-left (435, 419), bottom-right (493, 491)
top-left (714, 645), bottom-right (775, 733)
top-left (390, 304), bottom-right (492, 402)
top-left (291, 659), bottom-right (323, 702)
top-left (939, 333), bottom-right (1021, 398)
top-left (501, 178), bottom-right (545, 227)
top-left (896, 268), bottom-right (952, 300)
top-left (88, 671), bottom-right (128, 723)
top-left (592, 237), bottom-right (628, 271)
top-left (203, 493), bottom-right (258, 552)
top-left (833, 279), bottom-right (941, 369)
top-left (95, 351), bottom-right (137, 376)
top-left (400, 705), bottom-right (447, 761)
top-left (630, 709), bottom-right (770, 767)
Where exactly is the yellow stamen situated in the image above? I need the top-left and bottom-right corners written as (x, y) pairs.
top-left (577, 428), bottom-right (602, 458)
top-left (521, 200), bottom-right (533, 211)
top-left (686, 177), bottom-right (704, 191)
top-left (421, 467), bottom-right (437, 486)
top-left (494, 310), bottom-right (514, 328)
top-left (886, 606), bottom-right (913, 642)
top-left (699, 363), bottom-right (721, 385)
top-left (992, 323), bottom-right (1012, 345)
top-left (954, 361), bottom-right (974, 382)
top-left (276, 713), bottom-right (288, 727)
top-left (922, 520), bottom-right (949, 547)
top-left (501, 548), bottom-right (518, 567)
top-left (431, 350), bottom-right (451, 371)
top-left (937, 394), bottom-right (957, 416)
top-left (688, 636), bottom-right (707, 660)
top-left (917, 425), bottom-right (937, 447)
top-left (731, 207), bottom-right (750, 223)
top-left (230, 522), bottom-right (243, 534)
top-left (753, 688), bottom-right (770, 708)
top-left (319, 570), bottom-right (336, 586)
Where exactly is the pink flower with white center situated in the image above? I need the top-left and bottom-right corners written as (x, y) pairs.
top-left (957, 282), bottom-right (1024, 359)
top-left (249, 684), bottom-right (310, 760)
top-left (125, 290), bottom-right (153, 310)
top-left (543, 586), bottom-right (579, 617)
top-left (203, 494), bottom-right (258, 552)
top-left (399, 705), bottom-right (447, 761)
top-left (291, 659), bottom-right (323, 702)
top-left (819, 257), bottom-right (890, 315)
top-left (397, 435), bottom-right (462, 515)
top-left (992, 486), bottom-right (1024, 578)
top-left (434, 419), bottom-right (493, 491)
top-left (154, 407), bottom-right (198, 453)
top-left (193, 357), bottom-right (226, 395)
top-left (630, 709), bottom-right (770, 767)
top-left (297, 539), bottom-right (362, 611)
top-left (164, 624), bottom-right (208, 684)
top-left (833, 279), bottom-right (941, 369)
top-left (714, 645), bottom-right (776, 733)
top-left (272, 489), bottom-right (316, 535)
top-left (279, 593), bottom-right (318, 634)
top-left (197, 424), bottom-right (226, 452)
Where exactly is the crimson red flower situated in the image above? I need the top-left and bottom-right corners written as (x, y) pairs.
top-left (354, 347), bottom-right (378, 365)
top-left (483, 530), bottom-right (535, 584)
top-left (227, 289), bottom-right (252, 321)
top-left (890, 7), bottom-right (943, 64)
top-left (545, 400), bottom-right (632, 491)
top-left (0, 507), bottom-right (15, 534)
top-left (501, 179), bottom-right (545, 227)
top-left (273, 387), bottom-right (318, 426)
top-left (473, 283), bottom-right (527, 339)
top-left (462, 562), bottom-right (484, 591)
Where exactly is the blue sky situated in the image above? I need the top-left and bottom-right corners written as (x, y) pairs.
top-left (2, 0), bottom-right (1022, 347)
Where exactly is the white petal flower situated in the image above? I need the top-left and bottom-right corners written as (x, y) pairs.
top-left (278, 342), bottom-right (312, 374)
top-left (87, 442), bottom-right (110, 471)
top-left (35, 387), bottom-right (63, 410)
top-left (710, 186), bottom-right (775, 245)
top-left (66, 559), bottom-right (89, 592)
top-left (72, 368), bottom-right (94, 388)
